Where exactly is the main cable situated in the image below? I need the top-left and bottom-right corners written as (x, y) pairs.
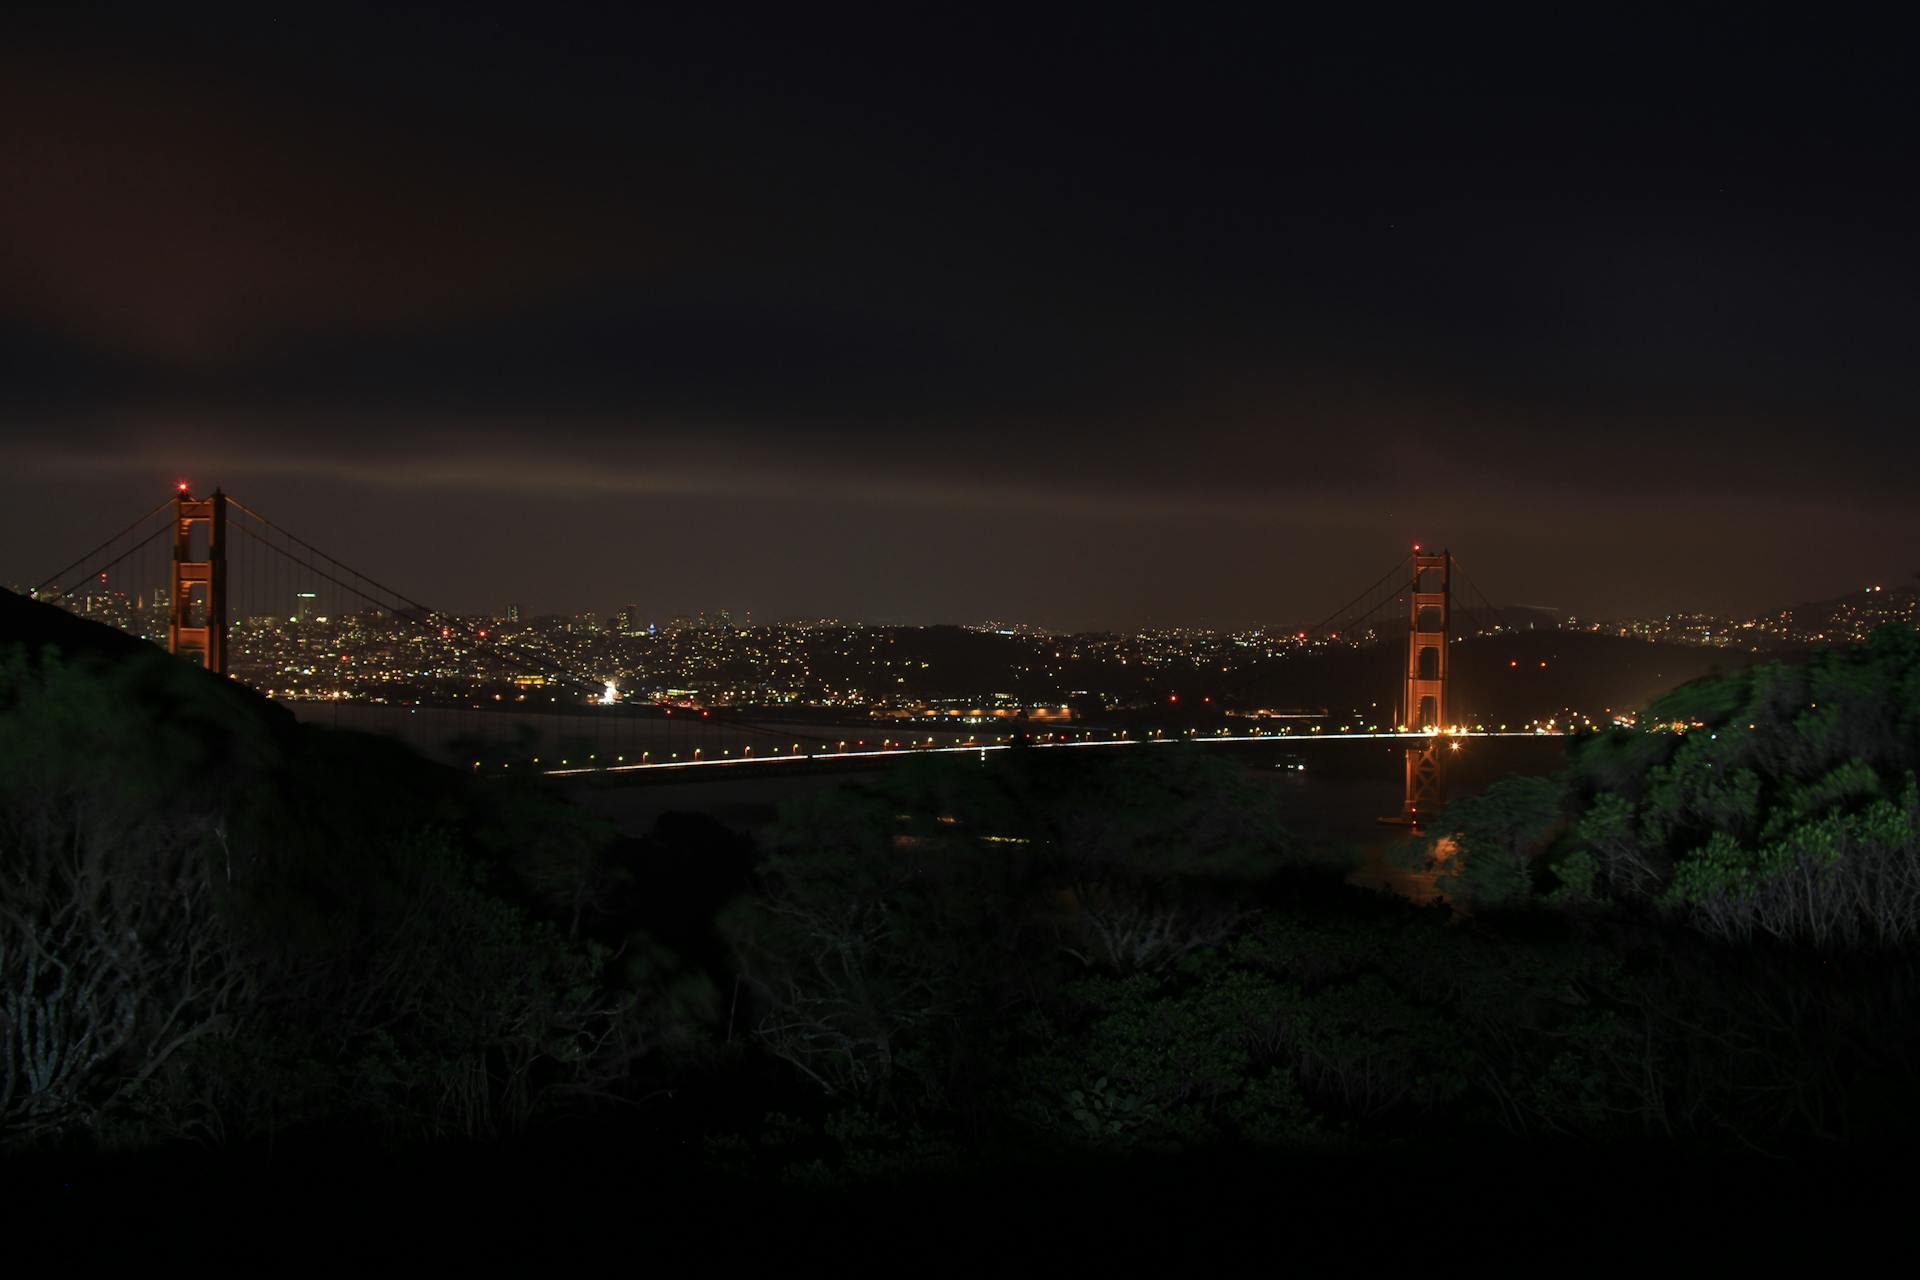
top-left (32, 499), bottom-right (175, 597)
top-left (1302, 553), bottom-right (1413, 639)
top-left (227, 508), bottom-right (833, 746)
top-left (1449, 554), bottom-right (1506, 631)
top-left (44, 523), bottom-right (171, 599)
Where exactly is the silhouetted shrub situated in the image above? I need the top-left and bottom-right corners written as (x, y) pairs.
top-left (0, 642), bottom-right (672, 1150)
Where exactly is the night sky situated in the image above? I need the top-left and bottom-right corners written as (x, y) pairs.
top-left (3, 5), bottom-right (1915, 630)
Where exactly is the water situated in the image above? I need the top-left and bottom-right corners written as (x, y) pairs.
top-left (287, 701), bottom-right (1563, 906)
top-left (554, 736), bottom-right (1565, 908)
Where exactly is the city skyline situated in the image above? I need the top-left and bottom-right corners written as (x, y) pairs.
top-left (22, 557), bottom-right (1917, 641)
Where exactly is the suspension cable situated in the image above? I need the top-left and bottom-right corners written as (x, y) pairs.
top-left (42, 523), bottom-right (172, 599)
top-left (1448, 554), bottom-right (1506, 631)
top-left (228, 520), bottom-right (594, 691)
top-left (227, 509), bottom-right (832, 745)
top-left (227, 500), bottom-right (447, 628)
top-left (1302, 553), bottom-right (1413, 639)
top-left (32, 498), bottom-right (175, 596)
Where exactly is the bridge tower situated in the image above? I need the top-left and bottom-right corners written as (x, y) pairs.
top-left (1389, 546), bottom-right (1449, 825)
top-left (167, 486), bottom-right (228, 676)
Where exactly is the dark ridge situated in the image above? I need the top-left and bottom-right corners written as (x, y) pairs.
top-left (0, 586), bottom-right (298, 737)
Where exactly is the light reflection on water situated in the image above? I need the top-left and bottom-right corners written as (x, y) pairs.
top-left (1251, 770), bottom-right (1457, 908)
top-left (1349, 833), bottom-right (1458, 909)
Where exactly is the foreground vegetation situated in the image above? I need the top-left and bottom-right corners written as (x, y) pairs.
top-left (4, 613), bottom-right (1919, 1191)
top-left (1440, 622), bottom-right (1920, 946)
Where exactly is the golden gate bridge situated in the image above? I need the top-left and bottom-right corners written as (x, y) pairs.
top-left (22, 485), bottom-right (1533, 825)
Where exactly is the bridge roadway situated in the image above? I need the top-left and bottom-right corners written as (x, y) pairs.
top-left (538, 728), bottom-right (1555, 780)
top-left (282, 701), bottom-right (1564, 781)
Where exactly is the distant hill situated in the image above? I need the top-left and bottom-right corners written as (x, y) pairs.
top-left (1765, 581), bottom-right (1919, 643)
top-left (1228, 629), bottom-right (1770, 727)
top-left (698, 618), bottom-right (1780, 725)
top-left (1479, 603), bottom-right (1564, 632)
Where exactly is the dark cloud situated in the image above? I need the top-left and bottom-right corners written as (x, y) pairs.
top-left (0, 53), bottom-right (672, 365)
top-left (2, 5), bottom-right (1916, 627)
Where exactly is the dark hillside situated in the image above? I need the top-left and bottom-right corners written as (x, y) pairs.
top-left (0, 586), bottom-right (297, 743)
top-left (0, 588), bottom-right (647, 1153)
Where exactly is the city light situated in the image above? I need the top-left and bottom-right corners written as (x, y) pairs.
top-left (42, 497), bottom-right (1911, 794)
